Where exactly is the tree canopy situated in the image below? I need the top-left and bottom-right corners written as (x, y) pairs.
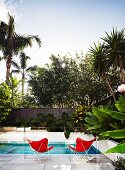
top-left (28, 54), bottom-right (111, 107)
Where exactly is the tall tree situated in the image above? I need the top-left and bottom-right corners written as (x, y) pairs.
top-left (28, 54), bottom-right (110, 107)
top-left (0, 13), bottom-right (41, 83)
top-left (89, 42), bottom-right (116, 101)
top-left (102, 28), bottom-right (125, 83)
top-left (12, 52), bottom-right (34, 98)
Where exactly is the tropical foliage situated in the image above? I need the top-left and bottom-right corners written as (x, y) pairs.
top-left (102, 28), bottom-right (125, 84)
top-left (12, 52), bottom-right (35, 102)
top-left (0, 13), bottom-right (41, 83)
top-left (89, 28), bottom-right (125, 102)
top-left (0, 82), bottom-right (12, 124)
top-left (0, 77), bottom-right (22, 125)
top-left (1, 12), bottom-right (125, 154)
top-left (84, 95), bottom-right (125, 153)
top-left (9, 76), bottom-right (21, 107)
top-left (71, 105), bottom-right (90, 131)
top-left (84, 105), bottom-right (116, 134)
top-left (100, 96), bottom-right (125, 153)
top-left (87, 28), bottom-right (125, 153)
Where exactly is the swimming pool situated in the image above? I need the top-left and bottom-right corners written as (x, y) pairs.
top-left (0, 142), bottom-right (101, 154)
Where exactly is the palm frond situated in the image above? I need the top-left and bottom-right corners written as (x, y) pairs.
top-left (13, 34), bottom-right (33, 54)
top-left (26, 66), bottom-right (37, 72)
top-left (101, 28), bottom-right (125, 68)
top-left (88, 42), bottom-right (107, 76)
top-left (8, 13), bottom-right (15, 34)
top-left (11, 70), bottom-right (20, 74)
top-left (12, 60), bottom-right (20, 70)
top-left (32, 35), bottom-right (42, 47)
top-left (19, 52), bottom-right (31, 69)
top-left (100, 129), bottom-right (125, 139)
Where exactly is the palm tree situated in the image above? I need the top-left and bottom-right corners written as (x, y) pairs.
top-left (89, 42), bottom-right (116, 101)
top-left (12, 52), bottom-right (34, 98)
top-left (0, 13), bottom-right (41, 84)
top-left (102, 28), bottom-right (125, 83)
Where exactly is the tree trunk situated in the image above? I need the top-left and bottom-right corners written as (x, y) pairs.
top-left (11, 85), bottom-right (14, 107)
top-left (6, 14), bottom-right (14, 84)
top-left (119, 59), bottom-right (125, 83)
top-left (6, 55), bottom-right (12, 84)
top-left (104, 75), bottom-right (116, 102)
top-left (22, 71), bottom-right (25, 99)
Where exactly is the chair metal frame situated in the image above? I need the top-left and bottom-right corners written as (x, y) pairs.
top-left (25, 137), bottom-right (54, 162)
top-left (68, 137), bottom-right (96, 161)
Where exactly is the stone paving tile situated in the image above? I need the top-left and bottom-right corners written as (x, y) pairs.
top-left (99, 163), bottom-right (115, 170)
top-left (0, 161), bottom-right (46, 170)
top-left (73, 163), bottom-right (100, 170)
top-left (48, 156), bottom-right (71, 164)
top-left (46, 164), bottom-right (75, 170)
top-left (0, 162), bottom-right (7, 169)
top-left (0, 155), bottom-right (15, 162)
top-left (0, 163), bottom-right (46, 170)
top-left (69, 154), bottom-right (113, 164)
top-left (0, 154), bottom-right (115, 170)
top-left (73, 164), bottom-right (100, 170)
top-left (44, 164), bottom-right (76, 170)
top-left (71, 163), bottom-right (115, 170)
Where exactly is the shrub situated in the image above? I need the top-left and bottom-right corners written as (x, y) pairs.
top-left (113, 157), bottom-right (125, 170)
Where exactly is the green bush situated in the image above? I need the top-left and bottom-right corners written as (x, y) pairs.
top-left (0, 83), bottom-right (12, 124)
top-left (64, 130), bottom-right (70, 139)
top-left (113, 157), bottom-right (125, 170)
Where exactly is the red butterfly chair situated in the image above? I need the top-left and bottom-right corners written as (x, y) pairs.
top-left (68, 137), bottom-right (96, 160)
top-left (26, 138), bottom-right (54, 161)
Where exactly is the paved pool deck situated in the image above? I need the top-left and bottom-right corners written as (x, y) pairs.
top-left (0, 154), bottom-right (115, 170)
top-left (0, 131), bottom-right (116, 169)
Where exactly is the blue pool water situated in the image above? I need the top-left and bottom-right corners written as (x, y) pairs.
top-left (0, 142), bottom-right (101, 154)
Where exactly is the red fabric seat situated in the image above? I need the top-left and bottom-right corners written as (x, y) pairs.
top-left (68, 137), bottom-right (96, 153)
top-left (27, 138), bottom-right (54, 153)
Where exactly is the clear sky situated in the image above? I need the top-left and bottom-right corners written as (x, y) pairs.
top-left (0, 0), bottom-right (125, 81)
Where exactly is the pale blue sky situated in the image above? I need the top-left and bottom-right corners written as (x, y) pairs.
top-left (0, 0), bottom-right (125, 81)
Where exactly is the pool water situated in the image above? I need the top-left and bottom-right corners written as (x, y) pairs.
top-left (0, 142), bottom-right (101, 154)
